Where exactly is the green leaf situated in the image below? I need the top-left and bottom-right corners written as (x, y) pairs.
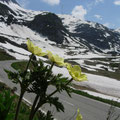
top-left (47, 96), bottom-right (64, 112)
top-left (37, 110), bottom-right (54, 120)
top-left (49, 73), bottom-right (72, 97)
top-left (0, 90), bottom-right (15, 120)
top-left (4, 69), bottom-right (20, 84)
top-left (6, 113), bottom-right (14, 120)
top-left (0, 103), bottom-right (5, 111)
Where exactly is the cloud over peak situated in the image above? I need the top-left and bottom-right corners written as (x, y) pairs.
top-left (71, 5), bottom-right (87, 20)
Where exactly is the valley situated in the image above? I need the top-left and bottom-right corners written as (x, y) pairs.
top-left (0, 0), bottom-right (120, 109)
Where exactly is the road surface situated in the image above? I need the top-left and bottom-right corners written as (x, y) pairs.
top-left (0, 60), bottom-right (120, 120)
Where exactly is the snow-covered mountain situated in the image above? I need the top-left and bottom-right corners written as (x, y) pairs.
top-left (0, 0), bottom-right (120, 58)
top-left (1, 0), bottom-right (120, 99)
top-left (0, 0), bottom-right (18, 4)
top-left (115, 28), bottom-right (120, 34)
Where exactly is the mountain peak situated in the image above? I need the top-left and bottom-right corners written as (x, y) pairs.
top-left (115, 28), bottom-right (120, 33)
top-left (0, 0), bottom-right (18, 4)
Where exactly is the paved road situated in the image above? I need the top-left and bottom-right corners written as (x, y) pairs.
top-left (0, 60), bottom-right (120, 120)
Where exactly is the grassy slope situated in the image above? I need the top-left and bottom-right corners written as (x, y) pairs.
top-left (0, 48), bottom-right (15, 61)
top-left (11, 61), bottom-right (33, 71)
top-left (66, 57), bottom-right (120, 80)
top-left (83, 59), bottom-right (120, 80)
top-left (73, 89), bottom-right (120, 108)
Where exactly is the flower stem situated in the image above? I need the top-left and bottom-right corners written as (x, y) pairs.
top-left (14, 54), bottom-right (33, 120)
top-left (45, 62), bottom-right (54, 79)
top-left (48, 62), bottom-right (54, 74)
top-left (25, 54), bottom-right (34, 73)
top-left (50, 62), bottom-right (54, 70)
top-left (29, 100), bottom-right (44, 120)
top-left (14, 91), bottom-right (24, 120)
top-left (29, 95), bottom-right (39, 120)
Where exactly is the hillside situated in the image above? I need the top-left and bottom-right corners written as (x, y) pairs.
top-left (0, 0), bottom-right (120, 99)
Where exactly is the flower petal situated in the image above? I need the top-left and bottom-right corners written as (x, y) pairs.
top-left (47, 51), bottom-right (65, 66)
top-left (26, 39), bottom-right (47, 57)
top-left (76, 109), bottom-right (82, 120)
top-left (27, 39), bottom-right (35, 53)
top-left (66, 64), bottom-right (87, 82)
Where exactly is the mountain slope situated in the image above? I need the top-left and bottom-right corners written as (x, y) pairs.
top-left (25, 13), bottom-right (68, 44)
top-left (0, 0), bottom-right (120, 99)
top-left (59, 14), bottom-right (120, 55)
top-left (0, 0), bottom-right (120, 58)
top-left (0, 0), bottom-right (18, 4)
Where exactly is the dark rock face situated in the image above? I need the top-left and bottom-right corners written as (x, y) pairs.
top-left (0, 36), bottom-right (27, 50)
top-left (70, 22), bottom-right (120, 51)
top-left (0, 2), bottom-right (17, 16)
top-left (26, 13), bottom-right (68, 44)
top-left (0, 2), bottom-right (18, 24)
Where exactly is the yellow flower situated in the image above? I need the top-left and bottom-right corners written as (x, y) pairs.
top-left (76, 109), bottom-right (83, 120)
top-left (26, 38), bottom-right (46, 56)
top-left (47, 51), bottom-right (65, 66)
top-left (65, 62), bottom-right (72, 69)
top-left (65, 63), bottom-right (87, 82)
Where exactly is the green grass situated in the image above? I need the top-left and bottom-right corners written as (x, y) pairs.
top-left (72, 89), bottom-right (120, 108)
top-left (11, 61), bottom-right (34, 71)
top-left (83, 59), bottom-right (120, 80)
top-left (0, 48), bottom-right (15, 61)
top-left (0, 82), bottom-right (39, 120)
top-left (82, 67), bottom-right (120, 80)
top-left (11, 61), bottom-right (120, 108)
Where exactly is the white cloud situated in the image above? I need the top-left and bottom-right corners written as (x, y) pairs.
top-left (103, 22), bottom-right (110, 27)
top-left (42, 0), bottom-right (60, 6)
top-left (94, 14), bottom-right (102, 20)
top-left (114, 0), bottom-right (120, 5)
top-left (71, 5), bottom-right (87, 20)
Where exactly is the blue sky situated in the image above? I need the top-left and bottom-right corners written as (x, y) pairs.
top-left (17, 0), bottom-right (120, 29)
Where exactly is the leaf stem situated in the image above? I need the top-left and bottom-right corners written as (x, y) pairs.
top-left (48, 78), bottom-right (73, 97)
top-left (14, 91), bottom-right (24, 120)
top-left (29, 95), bottom-right (39, 120)
top-left (25, 54), bottom-right (34, 73)
top-left (14, 54), bottom-right (34, 120)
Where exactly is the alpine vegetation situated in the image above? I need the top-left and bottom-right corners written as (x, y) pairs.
top-left (5, 39), bottom-right (87, 120)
